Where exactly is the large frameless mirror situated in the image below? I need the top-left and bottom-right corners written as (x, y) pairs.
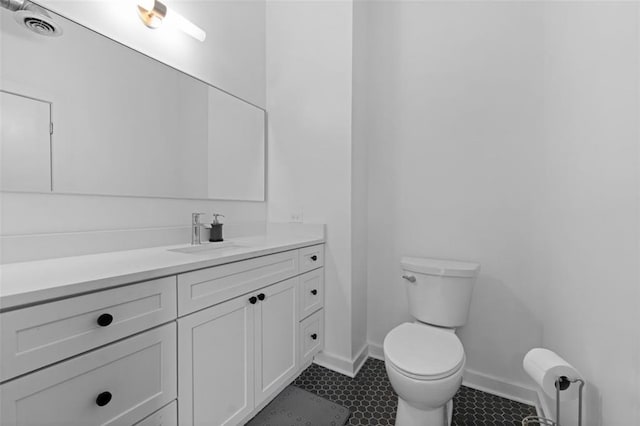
top-left (0, 1), bottom-right (266, 201)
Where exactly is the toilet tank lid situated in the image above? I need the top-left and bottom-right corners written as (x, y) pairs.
top-left (401, 257), bottom-right (480, 277)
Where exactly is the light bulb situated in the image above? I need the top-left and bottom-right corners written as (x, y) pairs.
top-left (137, 0), bottom-right (165, 29)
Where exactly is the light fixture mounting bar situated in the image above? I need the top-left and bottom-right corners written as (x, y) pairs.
top-left (137, 0), bottom-right (206, 42)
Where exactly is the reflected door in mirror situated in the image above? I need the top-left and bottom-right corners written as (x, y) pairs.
top-left (0, 91), bottom-right (52, 192)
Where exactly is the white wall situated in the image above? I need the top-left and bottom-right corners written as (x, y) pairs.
top-left (350, 0), bottom-right (368, 363)
top-left (359, 1), bottom-right (639, 424)
top-left (40, 0), bottom-right (266, 107)
top-left (536, 3), bottom-right (640, 425)
top-left (0, 0), bottom-right (267, 263)
top-left (266, 0), bottom-right (362, 371)
top-left (0, 192), bottom-right (265, 263)
top-left (362, 0), bottom-right (545, 388)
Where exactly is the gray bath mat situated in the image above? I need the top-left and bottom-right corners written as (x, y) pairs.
top-left (247, 385), bottom-right (350, 426)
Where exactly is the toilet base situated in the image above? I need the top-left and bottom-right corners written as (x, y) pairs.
top-left (395, 398), bottom-right (454, 426)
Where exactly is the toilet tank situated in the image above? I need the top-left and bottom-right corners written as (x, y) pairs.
top-left (401, 257), bottom-right (480, 328)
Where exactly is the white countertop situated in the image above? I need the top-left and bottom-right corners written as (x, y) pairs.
top-left (0, 231), bottom-right (324, 311)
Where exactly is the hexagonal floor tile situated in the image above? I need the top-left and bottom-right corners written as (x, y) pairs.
top-left (289, 358), bottom-right (537, 426)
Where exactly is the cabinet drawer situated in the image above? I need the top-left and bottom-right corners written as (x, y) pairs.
top-left (0, 323), bottom-right (177, 426)
top-left (135, 401), bottom-right (177, 426)
top-left (178, 250), bottom-right (298, 316)
top-left (299, 309), bottom-right (324, 366)
top-left (299, 245), bottom-right (324, 274)
top-left (298, 268), bottom-right (324, 320)
top-left (0, 276), bottom-right (177, 382)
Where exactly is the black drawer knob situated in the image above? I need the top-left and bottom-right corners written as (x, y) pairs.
top-left (310, 255), bottom-right (318, 261)
top-left (97, 313), bottom-right (113, 327)
top-left (311, 333), bottom-right (318, 340)
top-left (311, 289), bottom-right (318, 295)
top-left (249, 296), bottom-right (258, 305)
top-left (257, 293), bottom-right (266, 301)
top-left (95, 391), bottom-right (112, 407)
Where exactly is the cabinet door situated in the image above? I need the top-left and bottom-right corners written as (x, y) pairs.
top-left (178, 295), bottom-right (254, 426)
top-left (254, 277), bottom-right (299, 406)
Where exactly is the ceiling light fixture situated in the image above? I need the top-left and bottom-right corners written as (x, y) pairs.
top-left (137, 0), bottom-right (206, 42)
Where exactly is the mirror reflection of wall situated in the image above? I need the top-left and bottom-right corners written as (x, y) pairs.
top-left (0, 3), bottom-right (266, 201)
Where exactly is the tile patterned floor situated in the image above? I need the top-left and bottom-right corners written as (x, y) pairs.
top-left (292, 358), bottom-right (537, 426)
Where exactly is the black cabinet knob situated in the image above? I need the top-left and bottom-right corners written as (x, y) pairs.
top-left (257, 293), bottom-right (266, 301)
top-left (310, 255), bottom-right (318, 261)
top-left (311, 289), bottom-right (318, 295)
top-left (97, 313), bottom-right (113, 327)
top-left (95, 391), bottom-right (112, 407)
top-left (311, 333), bottom-right (318, 340)
top-left (249, 296), bottom-right (258, 305)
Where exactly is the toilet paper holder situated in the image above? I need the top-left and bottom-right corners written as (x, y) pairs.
top-left (522, 376), bottom-right (585, 426)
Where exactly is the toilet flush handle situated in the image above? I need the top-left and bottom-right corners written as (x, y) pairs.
top-left (402, 274), bottom-right (416, 283)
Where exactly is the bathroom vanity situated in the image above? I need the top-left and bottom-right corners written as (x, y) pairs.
top-left (0, 233), bottom-right (325, 426)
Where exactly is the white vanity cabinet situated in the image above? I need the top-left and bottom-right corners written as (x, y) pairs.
top-left (177, 291), bottom-right (256, 426)
top-left (177, 245), bottom-right (324, 426)
top-left (297, 259), bottom-right (325, 368)
top-left (177, 250), bottom-right (299, 316)
top-left (135, 401), bottom-right (178, 426)
top-left (299, 244), bottom-right (324, 274)
top-left (177, 277), bottom-right (299, 426)
top-left (0, 241), bottom-right (325, 426)
top-left (1, 324), bottom-right (177, 426)
top-left (0, 277), bottom-right (179, 426)
top-left (0, 276), bottom-right (177, 382)
top-left (298, 268), bottom-right (324, 320)
top-left (253, 277), bottom-right (299, 406)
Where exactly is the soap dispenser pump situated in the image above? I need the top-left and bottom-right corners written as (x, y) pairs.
top-left (209, 213), bottom-right (225, 242)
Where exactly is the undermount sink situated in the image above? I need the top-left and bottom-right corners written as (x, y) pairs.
top-left (168, 241), bottom-right (243, 255)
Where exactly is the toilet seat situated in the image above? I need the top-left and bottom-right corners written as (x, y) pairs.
top-left (384, 323), bottom-right (464, 381)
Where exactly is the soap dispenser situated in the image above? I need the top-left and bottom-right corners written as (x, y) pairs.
top-left (209, 213), bottom-right (225, 242)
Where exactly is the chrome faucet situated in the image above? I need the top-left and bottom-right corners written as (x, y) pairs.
top-left (191, 212), bottom-right (206, 245)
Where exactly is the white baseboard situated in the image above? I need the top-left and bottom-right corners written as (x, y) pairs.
top-left (313, 344), bottom-right (369, 378)
top-left (368, 341), bottom-right (384, 361)
top-left (352, 344), bottom-right (369, 376)
top-left (534, 388), bottom-right (551, 419)
top-left (462, 368), bottom-right (541, 414)
top-left (313, 352), bottom-right (355, 377)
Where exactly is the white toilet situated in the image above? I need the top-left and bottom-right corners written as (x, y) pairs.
top-left (383, 257), bottom-right (480, 426)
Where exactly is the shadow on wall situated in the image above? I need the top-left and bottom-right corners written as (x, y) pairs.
top-left (320, 236), bottom-right (352, 362)
top-left (457, 273), bottom-right (543, 386)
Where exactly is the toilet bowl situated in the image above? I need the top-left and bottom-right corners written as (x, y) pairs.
top-left (384, 257), bottom-right (480, 426)
top-left (384, 322), bottom-right (465, 426)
